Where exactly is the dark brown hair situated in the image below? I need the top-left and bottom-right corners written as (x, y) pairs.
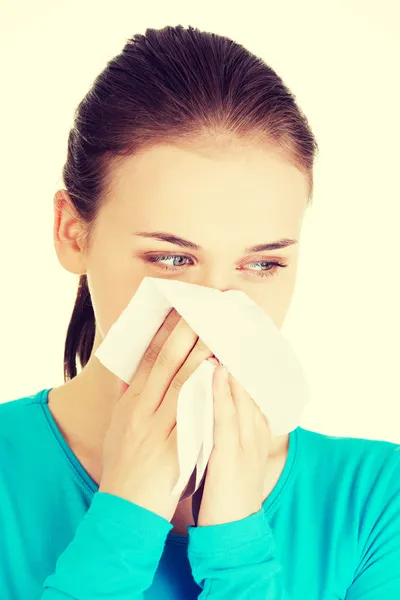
top-left (61, 24), bottom-right (319, 383)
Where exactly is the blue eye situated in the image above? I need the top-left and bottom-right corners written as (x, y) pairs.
top-left (145, 254), bottom-right (288, 279)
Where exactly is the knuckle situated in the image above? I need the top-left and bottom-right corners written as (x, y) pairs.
top-left (120, 387), bottom-right (142, 414)
top-left (143, 342), bottom-right (160, 365)
top-left (170, 376), bottom-right (183, 393)
top-left (157, 346), bottom-right (177, 370)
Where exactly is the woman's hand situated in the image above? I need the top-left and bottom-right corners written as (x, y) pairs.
top-left (99, 308), bottom-right (214, 523)
top-left (197, 365), bottom-right (271, 527)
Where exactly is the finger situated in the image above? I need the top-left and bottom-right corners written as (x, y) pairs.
top-left (137, 315), bottom-right (197, 415)
top-left (126, 307), bottom-right (182, 397)
top-left (119, 381), bottom-right (130, 395)
top-left (229, 374), bottom-right (257, 449)
top-left (155, 335), bottom-right (214, 435)
top-left (213, 365), bottom-right (238, 448)
top-left (254, 406), bottom-right (271, 450)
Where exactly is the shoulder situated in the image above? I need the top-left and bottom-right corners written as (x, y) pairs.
top-left (297, 425), bottom-right (400, 463)
top-left (297, 425), bottom-right (400, 500)
top-left (0, 389), bottom-right (51, 453)
top-left (0, 388), bottom-right (47, 424)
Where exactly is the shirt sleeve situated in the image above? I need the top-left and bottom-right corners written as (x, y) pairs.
top-left (41, 491), bottom-right (173, 599)
top-left (188, 508), bottom-right (292, 599)
top-left (187, 447), bottom-right (400, 600)
top-left (344, 447), bottom-right (400, 599)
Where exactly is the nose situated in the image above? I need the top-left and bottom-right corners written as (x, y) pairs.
top-left (193, 274), bottom-right (235, 295)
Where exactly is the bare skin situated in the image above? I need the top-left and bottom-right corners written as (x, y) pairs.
top-left (50, 138), bottom-right (309, 535)
top-left (48, 381), bottom-right (289, 534)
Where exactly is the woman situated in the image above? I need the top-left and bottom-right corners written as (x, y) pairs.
top-left (1, 24), bottom-right (399, 599)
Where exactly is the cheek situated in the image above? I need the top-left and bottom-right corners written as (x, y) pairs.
top-left (271, 279), bottom-right (297, 329)
top-left (243, 272), bottom-right (296, 331)
top-left (86, 258), bottom-right (147, 339)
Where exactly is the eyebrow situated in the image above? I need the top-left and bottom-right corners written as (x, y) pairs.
top-left (133, 231), bottom-right (298, 253)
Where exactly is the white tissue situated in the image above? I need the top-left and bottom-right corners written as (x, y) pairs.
top-left (94, 277), bottom-right (310, 497)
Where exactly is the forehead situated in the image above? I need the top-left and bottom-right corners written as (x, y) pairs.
top-left (106, 142), bottom-right (309, 238)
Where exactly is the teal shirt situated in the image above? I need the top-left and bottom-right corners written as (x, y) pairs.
top-left (1, 388), bottom-right (399, 599)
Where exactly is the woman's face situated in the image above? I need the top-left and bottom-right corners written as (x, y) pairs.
top-left (55, 142), bottom-right (310, 350)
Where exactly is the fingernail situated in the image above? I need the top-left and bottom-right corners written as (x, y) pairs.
top-left (207, 357), bottom-right (219, 366)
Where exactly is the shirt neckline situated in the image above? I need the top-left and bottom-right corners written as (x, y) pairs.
top-left (38, 387), bottom-right (299, 545)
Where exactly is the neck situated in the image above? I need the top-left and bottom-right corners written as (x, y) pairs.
top-left (49, 327), bottom-right (121, 459)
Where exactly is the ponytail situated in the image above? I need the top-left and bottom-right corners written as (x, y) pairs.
top-left (63, 275), bottom-right (95, 382)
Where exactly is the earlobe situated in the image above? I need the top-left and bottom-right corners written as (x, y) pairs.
top-left (52, 189), bottom-right (87, 275)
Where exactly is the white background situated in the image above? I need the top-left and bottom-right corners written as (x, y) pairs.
top-left (0, 0), bottom-right (399, 442)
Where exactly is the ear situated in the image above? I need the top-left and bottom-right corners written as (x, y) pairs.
top-left (53, 189), bottom-right (88, 275)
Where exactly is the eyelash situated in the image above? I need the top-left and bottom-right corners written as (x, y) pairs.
top-left (145, 255), bottom-right (288, 279)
